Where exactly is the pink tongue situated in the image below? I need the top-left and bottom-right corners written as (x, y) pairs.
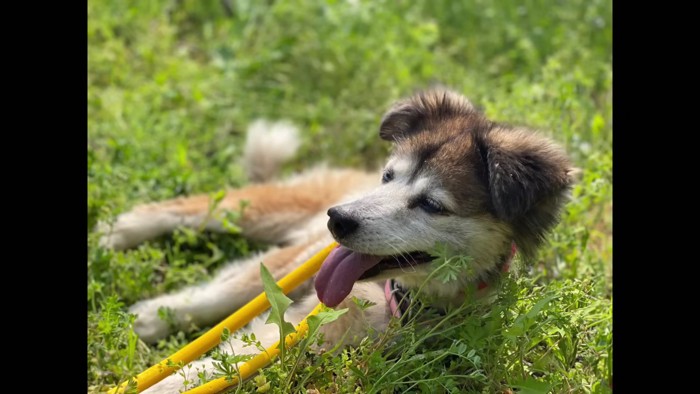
top-left (314, 246), bottom-right (383, 307)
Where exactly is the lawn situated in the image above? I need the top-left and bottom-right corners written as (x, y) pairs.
top-left (88, 0), bottom-right (612, 393)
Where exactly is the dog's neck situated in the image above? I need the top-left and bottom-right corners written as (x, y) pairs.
top-left (392, 243), bottom-right (516, 310)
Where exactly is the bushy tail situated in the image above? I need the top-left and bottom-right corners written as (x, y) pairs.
top-left (243, 120), bottom-right (301, 182)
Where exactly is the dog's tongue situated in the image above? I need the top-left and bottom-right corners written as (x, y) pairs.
top-left (315, 246), bottom-right (383, 307)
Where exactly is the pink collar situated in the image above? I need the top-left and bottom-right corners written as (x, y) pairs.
top-left (385, 242), bottom-right (517, 319)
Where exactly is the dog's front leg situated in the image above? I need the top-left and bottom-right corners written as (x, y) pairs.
top-left (127, 252), bottom-right (266, 344)
top-left (138, 282), bottom-right (390, 392)
top-left (315, 281), bottom-right (392, 348)
top-left (140, 291), bottom-right (323, 393)
top-left (129, 240), bottom-right (328, 343)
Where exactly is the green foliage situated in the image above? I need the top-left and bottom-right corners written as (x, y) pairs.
top-left (87, 296), bottom-right (145, 393)
top-left (88, 0), bottom-right (611, 392)
top-left (259, 262), bottom-right (296, 365)
top-left (430, 243), bottom-right (476, 284)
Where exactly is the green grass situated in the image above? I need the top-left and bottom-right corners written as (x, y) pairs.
top-left (88, 0), bottom-right (612, 392)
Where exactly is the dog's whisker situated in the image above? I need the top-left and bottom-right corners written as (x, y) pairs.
top-left (385, 236), bottom-right (418, 273)
top-left (391, 235), bottom-right (420, 270)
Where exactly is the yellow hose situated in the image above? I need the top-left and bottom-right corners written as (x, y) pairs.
top-left (109, 242), bottom-right (337, 394)
top-left (183, 302), bottom-right (325, 394)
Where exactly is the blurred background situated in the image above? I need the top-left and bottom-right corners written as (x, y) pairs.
top-left (88, 0), bottom-right (611, 392)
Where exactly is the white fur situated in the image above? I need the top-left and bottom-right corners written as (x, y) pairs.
top-left (386, 156), bottom-right (413, 178)
top-left (243, 120), bottom-right (300, 182)
top-left (97, 210), bottom-right (176, 250)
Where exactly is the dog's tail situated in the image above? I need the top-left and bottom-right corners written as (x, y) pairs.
top-left (243, 120), bottom-right (301, 183)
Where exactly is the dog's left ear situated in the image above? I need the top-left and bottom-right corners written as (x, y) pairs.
top-left (476, 128), bottom-right (578, 259)
top-left (479, 128), bottom-right (575, 221)
top-left (477, 128), bottom-right (577, 258)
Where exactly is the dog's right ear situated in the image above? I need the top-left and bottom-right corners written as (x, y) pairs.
top-left (379, 89), bottom-right (477, 142)
top-left (379, 100), bottom-right (421, 142)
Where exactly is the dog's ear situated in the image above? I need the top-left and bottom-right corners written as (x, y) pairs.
top-left (478, 128), bottom-right (577, 259)
top-left (379, 89), bottom-right (477, 141)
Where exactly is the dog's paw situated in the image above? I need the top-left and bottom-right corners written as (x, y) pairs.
top-left (140, 360), bottom-right (213, 394)
top-left (96, 210), bottom-right (170, 250)
top-left (139, 373), bottom-right (189, 394)
top-left (128, 299), bottom-right (174, 344)
top-left (96, 221), bottom-right (130, 251)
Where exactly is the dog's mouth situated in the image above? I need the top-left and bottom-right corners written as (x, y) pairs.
top-left (314, 245), bottom-right (435, 307)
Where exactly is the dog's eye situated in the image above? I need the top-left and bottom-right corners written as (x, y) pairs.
top-left (382, 169), bottom-right (394, 184)
top-left (417, 197), bottom-right (445, 214)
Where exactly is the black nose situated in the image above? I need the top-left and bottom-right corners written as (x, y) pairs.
top-left (327, 207), bottom-right (359, 239)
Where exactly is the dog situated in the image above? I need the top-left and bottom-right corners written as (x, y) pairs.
top-left (99, 88), bottom-right (576, 393)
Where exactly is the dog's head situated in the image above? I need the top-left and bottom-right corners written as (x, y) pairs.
top-left (315, 89), bottom-right (576, 307)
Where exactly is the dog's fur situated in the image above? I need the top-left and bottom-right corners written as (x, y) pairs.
top-left (99, 89), bottom-right (575, 393)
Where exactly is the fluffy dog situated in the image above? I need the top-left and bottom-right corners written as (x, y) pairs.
top-left (99, 88), bottom-right (575, 393)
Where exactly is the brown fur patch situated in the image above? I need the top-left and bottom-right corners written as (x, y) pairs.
top-left (134, 169), bottom-right (377, 244)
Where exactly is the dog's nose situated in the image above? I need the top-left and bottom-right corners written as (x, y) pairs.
top-left (327, 207), bottom-right (359, 239)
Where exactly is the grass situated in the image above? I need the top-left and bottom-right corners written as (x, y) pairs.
top-left (87, 0), bottom-right (612, 392)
